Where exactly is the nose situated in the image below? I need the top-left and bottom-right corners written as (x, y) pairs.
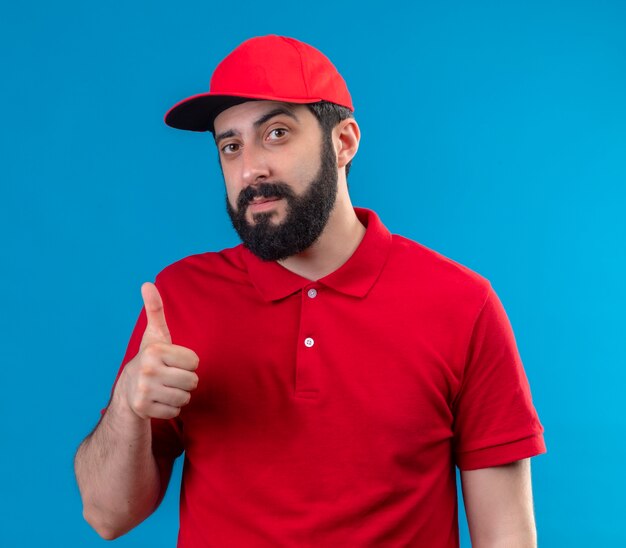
top-left (241, 143), bottom-right (270, 187)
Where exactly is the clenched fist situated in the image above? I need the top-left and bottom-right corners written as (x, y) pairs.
top-left (115, 282), bottom-right (199, 420)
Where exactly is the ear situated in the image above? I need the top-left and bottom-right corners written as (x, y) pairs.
top-left (333, 118), bottom-right (360, 169)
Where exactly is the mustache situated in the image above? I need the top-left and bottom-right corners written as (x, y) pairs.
top-left (237, 182), bottom-right (296, 210)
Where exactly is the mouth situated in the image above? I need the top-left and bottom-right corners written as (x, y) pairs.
top-left (247, 196), bottom-right (282, 213)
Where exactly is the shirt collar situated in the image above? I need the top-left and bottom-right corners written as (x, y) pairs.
top-left (241, 208), bottom-right (392, 302)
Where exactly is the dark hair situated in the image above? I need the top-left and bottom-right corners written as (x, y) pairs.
top-left (306, 101), bottom-right (355, 177)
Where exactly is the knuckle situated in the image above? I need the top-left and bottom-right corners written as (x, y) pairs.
top-left (143, 343), bottom-right (165, 360)
top-left (170, 407), bottom-right (182, 418)
top-left (132, 397), bottom-right (148, 415)
top-left (142, 344), bottom-right (158, 359)
top-left (139, 361), bottom-right (157, 377)
top-left (180, 348), bottom-right (199, 369)
top-left (190, 374), bottom-right (199, 390)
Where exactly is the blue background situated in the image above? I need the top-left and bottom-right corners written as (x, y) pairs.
top-left (1, 1), bottom-right (624, 545)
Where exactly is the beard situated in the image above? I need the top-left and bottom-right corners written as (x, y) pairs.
top-left (225, 134), bottom-right (338, 261)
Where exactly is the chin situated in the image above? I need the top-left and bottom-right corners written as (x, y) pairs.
top-left (249, 210), bottom-right (284, 226)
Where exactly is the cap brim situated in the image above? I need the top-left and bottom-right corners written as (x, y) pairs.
top-left (164, 92), bottom-right (327, 132)
top-left (164, 94), bottom-right (257, 132)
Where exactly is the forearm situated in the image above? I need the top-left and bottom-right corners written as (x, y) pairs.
top-left (74, 395), bottom-right (162, 540)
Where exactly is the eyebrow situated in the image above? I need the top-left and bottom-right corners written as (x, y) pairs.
top-left (253, 107), bottom-right (299, 128)
top-left (215, 129), bottom-right (236, 143)
top-left (215, 106), bottom-right (300, 144)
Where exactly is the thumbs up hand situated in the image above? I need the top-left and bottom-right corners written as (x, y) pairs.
top-left (114, 282), bottom-right (199, 421)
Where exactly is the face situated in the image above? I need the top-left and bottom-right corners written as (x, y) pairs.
top-left (214, 102), bottom-right (338, 261)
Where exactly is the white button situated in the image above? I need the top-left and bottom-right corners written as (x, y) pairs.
top-left (304, 337), bottom-right (315, 348)
top-left (307, 288), bottom-right (318, 299)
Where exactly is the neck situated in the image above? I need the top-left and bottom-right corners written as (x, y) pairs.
top-left (278, 197), bottom-right (365, 281)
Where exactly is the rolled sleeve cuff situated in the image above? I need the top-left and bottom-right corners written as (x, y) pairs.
top-left (456, 433), bottom-right (547, 471)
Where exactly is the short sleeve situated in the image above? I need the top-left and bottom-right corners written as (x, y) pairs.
top-left (102, 279), bottom-right (185, 462)
top-left (453, 287), bottom-right (546, 470)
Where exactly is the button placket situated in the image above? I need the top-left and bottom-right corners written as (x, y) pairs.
top-left (294, 285), bottom-right (321, 399)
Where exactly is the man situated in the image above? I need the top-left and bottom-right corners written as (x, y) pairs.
top-left (75, 35), bottom-right (546, 547)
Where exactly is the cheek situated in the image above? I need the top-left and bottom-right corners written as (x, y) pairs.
top-left (222, 176), bottom-right (241, 209)
top-left (226, 188), bottom-right (238, 209)
top-left (286, 147), bottom-right (321, 189)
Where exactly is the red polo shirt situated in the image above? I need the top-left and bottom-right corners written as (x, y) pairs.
top-left (115, 208), bottom-right (545, 547)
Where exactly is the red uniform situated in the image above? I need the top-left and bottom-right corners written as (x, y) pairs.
top-left (114, 208), bottom-right (545, 547)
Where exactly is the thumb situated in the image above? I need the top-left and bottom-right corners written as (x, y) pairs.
top-left (140, 282), bottom-right (172, 348)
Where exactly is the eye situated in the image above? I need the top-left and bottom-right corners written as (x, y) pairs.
top-left (267, 128), bottom-right (288, 141)
top-left (220, 143), bottom-right (240, 155)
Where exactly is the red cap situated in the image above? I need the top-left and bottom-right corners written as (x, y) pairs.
top-left (164, 35), bottom-right (354, 132)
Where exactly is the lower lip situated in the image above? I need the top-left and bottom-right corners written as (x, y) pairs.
top-left (248, 198), bottom-right (281, 213)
